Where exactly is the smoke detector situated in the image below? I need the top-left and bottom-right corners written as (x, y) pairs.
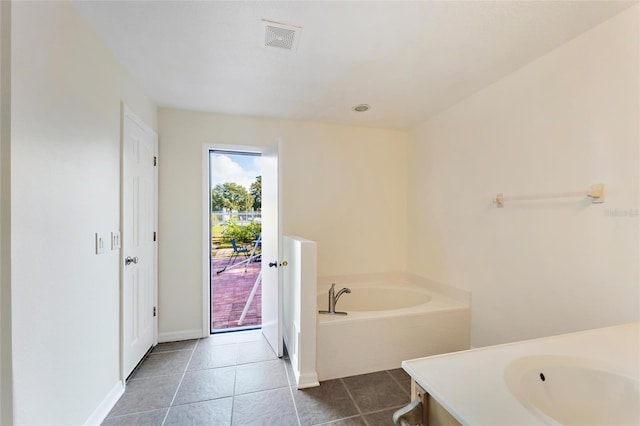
top-left (262, 20), bottom-right (302, 51)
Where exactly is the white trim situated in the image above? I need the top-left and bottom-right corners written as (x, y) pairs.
top-left (83, 381), bottom-right (125, 426)
top-left (296, 372), bottom-right (320, 389)
top-left (201, 145), bottom-right (209, 337)
top-left (159, 329), bottom-right (206, 343)
top-left (120, 104), bottom-right (159, 381)
top-left (152, 131), bottom-right (159, 348)
top-left (201, 143), bottom-right (265, 338)
top-left (282, 328), bottom-right (291, 356)
top-left (276, 139), bottom-right (284, 356)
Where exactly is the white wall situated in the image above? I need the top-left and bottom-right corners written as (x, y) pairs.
top-left (407, 5), bottom-right (640, 347)
top-left (0, 1), bottom-right (12, 424)
top-left (10, 2), bottom-right (157, 424)
top-left (158, 108), bottom-right (407, 337)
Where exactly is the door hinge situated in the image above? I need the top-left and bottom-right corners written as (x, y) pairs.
top-left (153, 231), bottom-right (157, 242)
top-left (153, 156), bottom-right (157, 166)
top-left (153, 306), bottom-right (157, 317)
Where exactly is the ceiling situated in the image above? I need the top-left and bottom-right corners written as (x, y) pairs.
top-left (72, 1), bottom-right (636, 130)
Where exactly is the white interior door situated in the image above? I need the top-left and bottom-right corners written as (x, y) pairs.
top-left (261, 142), bottom-right (283, 356)
top-left (122, 106), bottom-right (158, 378)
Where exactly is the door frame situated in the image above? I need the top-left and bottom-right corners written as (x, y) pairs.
top-left (120, 104), bottom-right (159, 382)
top-left (201, 143), bottom-right (281, 338)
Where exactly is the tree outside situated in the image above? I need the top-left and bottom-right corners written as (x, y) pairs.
top-left (250, 176), bottom-right (261, 211)
top-left (211, 182), bottom-right (254, 212)
top-left (210, 152), bottom-right (262, 248)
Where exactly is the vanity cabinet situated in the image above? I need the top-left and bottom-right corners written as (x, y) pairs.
top-left (410, 380), bottom-right (461, 426)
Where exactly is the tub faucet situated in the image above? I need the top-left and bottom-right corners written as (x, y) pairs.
top-left (319, 283), bottom-right (351, 315)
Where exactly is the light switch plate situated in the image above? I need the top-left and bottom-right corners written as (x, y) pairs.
top-left (111, 231), bottom-right (121, 250)
top-left (95, 233), bottom-right (105, 254)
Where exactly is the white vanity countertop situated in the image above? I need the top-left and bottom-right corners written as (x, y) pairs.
top-left (402, 322), bottom-right (640, 425)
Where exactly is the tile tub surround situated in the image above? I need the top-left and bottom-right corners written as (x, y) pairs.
top-left (103, 330), bottom-right (412, 425)
top-left (403, 322), bottom-right (640, 425)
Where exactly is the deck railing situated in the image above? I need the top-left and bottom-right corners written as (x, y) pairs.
top-left (211, 211), bottom-right (261, 243)
top-left (211, 211), bottom-right (261, 225)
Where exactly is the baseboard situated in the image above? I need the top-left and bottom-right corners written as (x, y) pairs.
top-left (296, 371), bottom-right (320, 389)
top-left (158, 329), bottom-right (205, 343)
top-left (84, 380), bottom-right (125, 426)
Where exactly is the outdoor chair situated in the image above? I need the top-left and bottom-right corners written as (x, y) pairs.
top-left (231, 239), bottom-right (250, 258)
top-left (216, 239), bottom-right (250, 274)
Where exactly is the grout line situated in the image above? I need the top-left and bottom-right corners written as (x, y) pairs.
top-left (151, 348), bottom-right (196, 354)
top-left (287, 383), bottom-right (302, 426)
top-left (160, 338), bottom-right (200, 426)
top-left (232, 382), bottom-right (294, 398)
top-left (385, 369), bottom-right (411, 397)
top-left (105, 407), bottom-right (168, 420)
top-left (229, 342), bottom-right (239, 426)
top-left (284, 360), bottom-right (302, 426)
top-left (127, 371), bottom-right (185, 382)
top-left (361, 403), bottom-right (406, 416)
top-left (168, 395), bottom-right (233, 409)
top-left (312, 414), bottom-right (365, 426)
top-left (126, 347), bottom-right (155, 383)
top-left (235, 356), bottom-right (280, 367)
top-left (339, 378), bottom-right (370, 426)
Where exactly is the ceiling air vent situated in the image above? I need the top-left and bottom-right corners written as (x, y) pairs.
top-left (262, 20), bottom-right (302, 51)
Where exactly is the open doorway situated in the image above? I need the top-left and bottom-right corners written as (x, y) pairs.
top-left (209, 150), bottom-right (262, 333)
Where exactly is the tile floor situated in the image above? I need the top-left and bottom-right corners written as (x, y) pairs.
top-left (103, 330), bottom-right (411, 426)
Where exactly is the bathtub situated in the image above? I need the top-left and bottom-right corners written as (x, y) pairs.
top-left (316, 274), bottom-right (471, 381)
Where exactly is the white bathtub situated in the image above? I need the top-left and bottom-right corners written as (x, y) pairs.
top-left (318, 286), bottom-right (432, 312)
top-left (316, 275), bottom-right (471, 381)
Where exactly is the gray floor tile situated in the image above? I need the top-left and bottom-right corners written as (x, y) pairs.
top-left (106, 330), bottom-right (416, 426)
top-left (317, 416), bottom-right (367, 426)
top-left (292, 380), bottom-right (359, 426)
top-left (204, 330), bottom-right (264, 346)
top-left (152, 340), bottom-right (197, 353)
top-left (173, 366), bottom-right (236, 405)
top-left (235, 359), bottom-right (289, 395)
top-left (101, 409), bottom-right (167, 426)
top-left (364, 407), bottom-right (403, 426)
top-left (341, 372), bottom-right (409, 414)
top-left (386, 369), bottom-right (411, 396)
top-left (236, 339), bottom-right (278, 364)
top-left (165, 398), bottom-right (233, 426)
top-left (232, 388), bottom-right (298, 425)
top-left (108, 375), bottom-right (182, 417)
top-left (188, 343), bottom-right (238, 370)
top-left (131, 350), bottom-right (192, 379)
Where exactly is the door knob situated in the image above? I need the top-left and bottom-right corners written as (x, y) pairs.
top-left (281, 261), bottom-right (288, 267)
top-left (268, 261), bottom-right (278, 268)
top-left (125, 256), bottom-right (139, 265)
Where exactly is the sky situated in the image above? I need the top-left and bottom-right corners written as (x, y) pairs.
top-left (210, 152), bottom-right (261, 190)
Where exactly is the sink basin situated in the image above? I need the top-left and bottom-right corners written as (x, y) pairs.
top-left (504, 355), bottom-right (640, 425)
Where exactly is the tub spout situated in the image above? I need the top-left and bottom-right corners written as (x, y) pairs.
top-left (334, 287), bottom-right (351, 304)
top-left (319, 283), bottom-right (351, 315)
